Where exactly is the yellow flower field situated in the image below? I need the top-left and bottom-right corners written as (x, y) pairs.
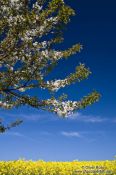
top-left (0, 160), bottom-right (116, 175)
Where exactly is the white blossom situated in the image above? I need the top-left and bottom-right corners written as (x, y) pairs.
top-left (33, 42), bottom-right (38, 46)
top-left (33, 2), bottom-right (43, 11)
top-left (18, 88), bottom-right (26, 92)
top-left (46, 79), bottom-right (68, 91)
top-left (41, 50), bottom-right (49, 57)
top-left (41, 41), bottom-right (47, 48)
top-left (10, 67), bottom-right (14, 71)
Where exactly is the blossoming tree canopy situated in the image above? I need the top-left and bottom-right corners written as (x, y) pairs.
top-left (0, 0), bottom-right (100, 132)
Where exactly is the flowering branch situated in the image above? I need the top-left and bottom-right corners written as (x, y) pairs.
top-left (0, 0), bottom-right (100, 132)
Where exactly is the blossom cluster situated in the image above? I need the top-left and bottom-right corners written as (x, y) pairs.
top-left (9, 0), bottom-right (23, 10)
top-left (0, 101), bottom-right (13, 109)
top-left (47, 98), bottom-right (78, 116)
top-left (41, 50), bottom-right (63, 60)
top-left (46, 79), bottom-right (68, 91)
top-left (7, 14), bottom-right (26, 26)
top-left (46, 91), bottom-right (100, 116)
top-left (21, 16), bottom-right (58, 42)
top-left (44, 63), bottom-right (91, 92)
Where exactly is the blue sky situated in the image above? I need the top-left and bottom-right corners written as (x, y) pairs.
top-left (0, 0), bottom-right (116, 161)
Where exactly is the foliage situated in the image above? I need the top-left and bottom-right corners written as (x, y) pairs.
top-left (0, 160), bottom-right (116, 175)
top-left (0, 0), bottom-right (100, 132)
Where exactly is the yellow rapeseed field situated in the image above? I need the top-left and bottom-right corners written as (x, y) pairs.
top-left (0, 160), bottom-right (116, 175)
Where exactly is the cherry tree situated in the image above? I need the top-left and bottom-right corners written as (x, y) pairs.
top-left (0, 0), bottom-right (100, 132)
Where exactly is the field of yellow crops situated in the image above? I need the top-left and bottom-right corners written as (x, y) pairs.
top-left (0, 160), bottom-right (116, 175)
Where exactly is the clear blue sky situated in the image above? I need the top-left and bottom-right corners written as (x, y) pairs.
top-left (0, 0), bottom-right (116, 161)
